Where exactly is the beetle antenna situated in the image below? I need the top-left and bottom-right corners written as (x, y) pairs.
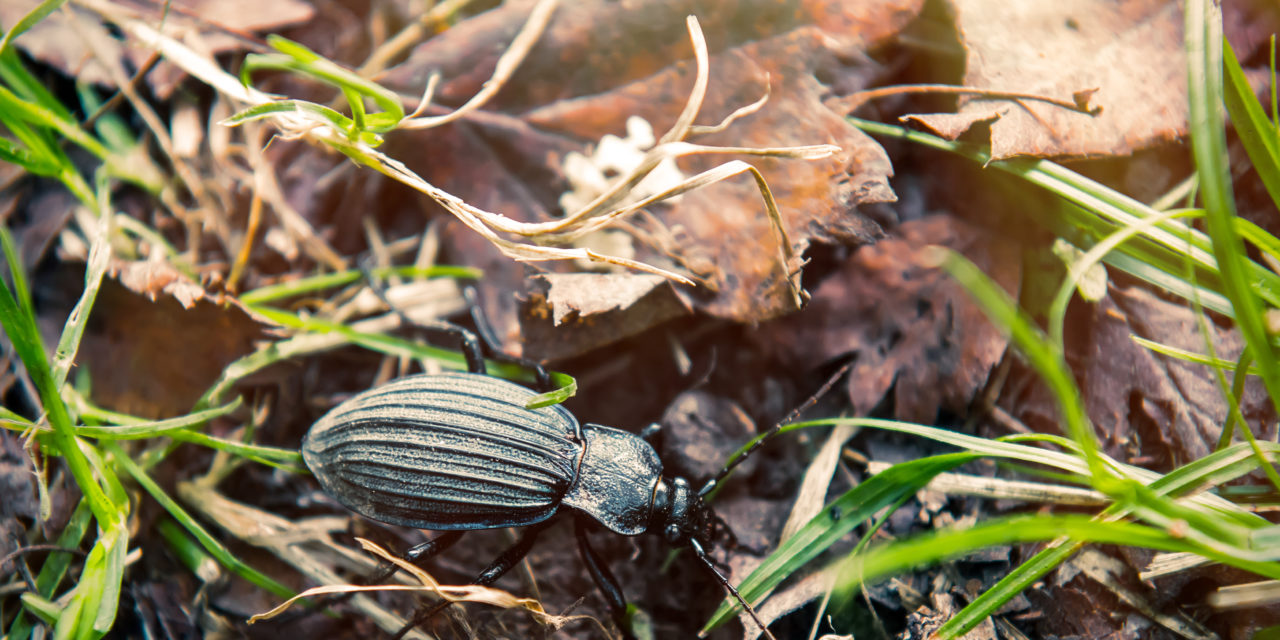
top-left (698, 362), bottom-right (851, 497)
top-left (690, 539), bottom-right (775, 640)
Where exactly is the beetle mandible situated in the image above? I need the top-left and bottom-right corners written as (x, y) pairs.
top-left (303, 364), bottom-right (774, 638)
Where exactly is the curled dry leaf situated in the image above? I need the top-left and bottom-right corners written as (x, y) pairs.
top-left (383, 0), bottom-right (915, 340)
top-left (109, 257), bottom-right (207, 308)
top-left (755, 215), bottom-right (1020, 424)
top-left (520, 24), bottom-right (898, 321)
top-left (900, 0), bottom-right (1186, 160)
top-left (520, 273), bottom-right (691, 361)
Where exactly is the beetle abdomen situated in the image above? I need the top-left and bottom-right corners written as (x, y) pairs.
top-left (303, 372), bottom-right (583, 530)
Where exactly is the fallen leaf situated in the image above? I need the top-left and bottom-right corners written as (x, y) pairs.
top-left (109, 257), bottom-right (209, 308)
top-left (901, 0), bottom-right (1187, 160)
top-left (380, 0), bottom-right (923, 113)
top-left (75, 276), bottom-right (267, 418)
top-left (999, 284), bottom-right (1277, 465)
top-left (520, 273), bottom-right (691, 361)
top-left (755, 215), bottom-right (1020, 424)
top-left (523, 25), bottom-right (897, 321)
top-left (380, 0), bottom-right (914, 342)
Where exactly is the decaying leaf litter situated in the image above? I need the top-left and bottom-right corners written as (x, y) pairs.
top-left (1, 0), bottom-right (1279, 638)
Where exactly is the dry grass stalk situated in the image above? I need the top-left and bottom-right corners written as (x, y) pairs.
top-left (93, 1), bottom-right (837, 307)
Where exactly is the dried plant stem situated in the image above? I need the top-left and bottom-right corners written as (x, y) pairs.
top-left (359, 0), bottom-right (480, 77)
top-left (398, 0), bottom-right (559, 130)
top-left (107, 2), bottom-right (834, 299)
top-left (836, 83), bottom-right (1100, 114)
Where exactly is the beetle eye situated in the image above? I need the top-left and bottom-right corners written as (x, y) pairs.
top-left (664, 523), bottom-right (681, 543)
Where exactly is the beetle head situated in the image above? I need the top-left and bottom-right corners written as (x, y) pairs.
top-left (655, 479), bottom-right (776, 639)
top-left (655, 477), bottom-right (716, 547)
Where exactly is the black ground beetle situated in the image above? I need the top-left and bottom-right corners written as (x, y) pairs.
top-left (301, 289), bottom-right (776, 639)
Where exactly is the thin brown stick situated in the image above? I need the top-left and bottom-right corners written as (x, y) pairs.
top-left (226, 190), bottom-right (264, 292)
top-left (359, 0), bottom-right (479, 77)
top-left (399, 0), bottom-right (559, 130)
top-left (835, 83), bottom-right (1101, 115)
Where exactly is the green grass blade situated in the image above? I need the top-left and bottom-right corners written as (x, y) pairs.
top-left (237, 265), bottom-right (480, 304)
top-left (155, 517), bottom-right (220, 583)
top-left (833, 514), bottom-right (1280, 600)
top-left (701, 453), bottom-right (978, 630)
top-left (1219, 348), bottom-right (1254, 448)
top-left (1186, 0), bottom-right (1280, 412)
top-left (19, 593), bottom-right (60, 627)
top-left (1100, 243), bottom-right (1233, 315)
top-left (165, 430), bottom-right (305, 471)
top-left (525, 372), bottom-right (578, 408)
top-left (1223, 41), bottom-right (1280, 213)
top-left (0, 85), bottom-right (110, 159)
top-left (104, 441), bottom-right (296, 599)
top-left (936, 540), bottom-right (1081, 638)
top-left (1131, 335), bottom-right (1259, 375)
top-left (1047, 207), bottom-right (1200, 346)
top-left (0, 135), bottom-right (60, 174)
top-left (5, 500), bottom-right (93, 639)
top-left (0, 0), bottom-right (65, 56)
top-left (1, 224), bottom-right (37, 321)
top-left (51, 522), bottom-right (126, 640)
top-left (0, 230), bottom-right (116, 523)
top-left (0, 47), bottom-right (72, 119)
top-left (222, 99), bottom-right (354, 131)
top-left (262, 35), bottom-right (404, 123)
top-left (938, 441), bottom-right (1279, 637)
top-left (938, 249), bottom-right (1106, 482)
top-left (1238, 218), bottom-right (1280, 266)
top-left (73, 399), bottom-right (243, 438)
top-left (51, 188), bottom-right (110, 387)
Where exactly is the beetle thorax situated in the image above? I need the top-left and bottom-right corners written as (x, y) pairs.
top-left (650, 477), bottom-right (714, 546)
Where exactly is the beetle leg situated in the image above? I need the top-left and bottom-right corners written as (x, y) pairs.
top-left (359, 256), bottom-right (489, 373)
top-left (574, 517), bottom-right (636, 640)
top-left (393, 521), bottom-right (554, 640)
top-left (461, 285), bottom-right (553, 391)
top-left (405, 530), bottom-right (465, 564)
top-left (369, 530), bottom-right (466, 585)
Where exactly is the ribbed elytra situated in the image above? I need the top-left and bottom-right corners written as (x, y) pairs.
top-left (302, 372), bottom-right (582, 530)
top-left (302, 367), bottom-right (777, 640)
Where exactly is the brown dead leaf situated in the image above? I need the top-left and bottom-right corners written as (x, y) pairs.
top-left (1000, 285), bottom-right (1276, 465)
top-left (77, 276), bottom-right (266, 418)
top-left (1024, 551), bottom-right (1155, 640)
top-left (109, 257), bottom-right (210, 308)
top-left (525, 27), bottom-right (896, 320)
top-left (381, 0), bottom-right (922, 112)
top-left (901, 0), bottom-right (1187, 160)
top-left (755, 215), bottom-right (1020, 424)
top-left (520, 273), bottom-right (691, 361)
top-left (383, 0), bottom-right (915, 340)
